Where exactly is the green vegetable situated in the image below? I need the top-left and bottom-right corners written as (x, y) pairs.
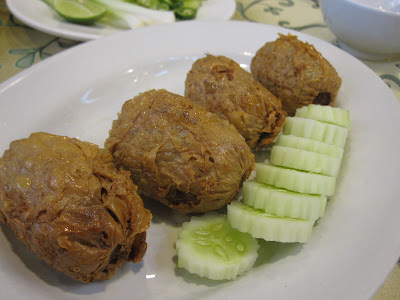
top-left (270, 145), bottom-right (342, 177)
top-left (176, 212), bottom-right (259, 280)
top-left (255, 163), bottom-right (336, 196)
top-left (227, 201), bottom-right (315, 243)
top-left (275, 134), bottom-right (344, 159)
top-left (242, 181), bottom-right (327, 220)
top-left (127, 0), bottom-right (204, 20)
top-left (283, 116), bottom-right (349, 148)
top-left (127, 0), bottom-right (167, 10)
top-left (174, 6), bottom-right (196, 19)
top-left (295, 104), bottom-right (351, 129)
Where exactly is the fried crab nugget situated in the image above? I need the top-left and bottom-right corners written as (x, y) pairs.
top-left (0, 132), bottom-right (151, 283)
top-left (251, 34), bottom-right (342, 116)
top-left (185, 54), bottom-right (286, 149)
top-left (105, 89), bottom-right (254, 214)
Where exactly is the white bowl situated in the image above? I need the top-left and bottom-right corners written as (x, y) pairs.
top-left (320, 0), bottom-right (400, 60)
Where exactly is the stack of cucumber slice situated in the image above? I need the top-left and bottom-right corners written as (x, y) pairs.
top-left (176, 104), bottom-right (350, 280)
top-left (227, 104), bottom-right (350, 243)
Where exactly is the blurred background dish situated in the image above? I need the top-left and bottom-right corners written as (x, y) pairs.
top-left (320, 0), bottom-right (400, 61)
top-left (5, 0), bottom-right (236, 41)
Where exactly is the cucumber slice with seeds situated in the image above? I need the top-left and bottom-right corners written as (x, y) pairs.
top-left (243, 181), bottom-right (327, 220)
top-left (176, 213), bottom-right (259, 280)
top-left (227, 201), bottom-right (315, 243)
top-left (255, 163), bottom-right (336, 196)
top-left (283, 117), bottom-right (348, 148)
top-left (275, 134), bottom-right (344, 159)
top-left (295, 104), bottom-right (351, 128)
top-left (270, 145), bottom-right (341, 177)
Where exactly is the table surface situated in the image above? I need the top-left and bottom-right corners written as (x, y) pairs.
top-left (1, 0), bottom-right (399, 298)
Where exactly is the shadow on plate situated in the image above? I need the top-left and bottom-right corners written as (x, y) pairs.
top-left (143, 196), bottom-right (191, 227)
top-left (254, 240), bottom-right (303, 268)
top-left (0, 223), bottom-right (145, 295)
top-left (143, 195), bottom-right (229, 228)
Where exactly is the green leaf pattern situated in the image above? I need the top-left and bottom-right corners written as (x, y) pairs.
top-left (0, 1), bottom-right (79, 74)
top-left (8, 38), bottom-right (79, 69)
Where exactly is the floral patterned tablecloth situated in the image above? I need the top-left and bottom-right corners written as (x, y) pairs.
top-left (1, 0), bottom-right (399, 298)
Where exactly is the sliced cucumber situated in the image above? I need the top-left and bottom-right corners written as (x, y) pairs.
top-left (227, 201), bottom-right (315, 243)
top-left (270, 145), bottom-right (341, 177)
top-left (176, 212), bottom-right (259, 281)
top-left (242, 181), bottom-right (327, 220)
top-left (283, 117), bottom-right (348, 148)
top-left (295, 104), bottom-right (351, 128)
top-left (275, 134), bottom-right (344, 159)
top-left (255, 163), bottom-right (336, 196)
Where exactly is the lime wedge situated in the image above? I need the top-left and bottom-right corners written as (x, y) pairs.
top-left (53, 0), bottom-right (107, 25)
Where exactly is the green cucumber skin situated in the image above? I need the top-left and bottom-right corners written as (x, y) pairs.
top-left (295, 104), bottom-right (351, 129)
top-left (242, 181), bottom-right (327, 220)
top-left (176, 213), bottom-right (259, 280)
top-left (227, 201), bottom-right (315, 243)
top-left (275, 134), bottom-right (344, 159)
top-left (283, 117), bottom-right (348, 148)
top-left (270, 145), bottom-right (341, 177)
top-left (255, 163), bottom-right (336, 196)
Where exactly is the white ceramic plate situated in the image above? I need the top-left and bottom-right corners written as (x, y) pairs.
top-left (1, 21), bottom-right (400, 300)
top-left (5, 0), bottom-right (236, 41)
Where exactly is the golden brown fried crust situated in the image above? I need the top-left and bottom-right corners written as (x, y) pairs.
top-left (251, 34), bottom-right (342, 116)
top-left (0, 132), bottom-right (151, 283)
top-left (105, 89), bottom-right (254, 214)
top-left (185, 54), bottom-right (286, 149)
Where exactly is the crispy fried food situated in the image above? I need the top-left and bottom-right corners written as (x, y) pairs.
top-left (185, 54), bottom-right (286, 149)
top-left (105, 89), bottom-right (254, 214)
top-left (0, 132), bottom-right (151, 283)
top-left (251, 34), bottom-right (342, 116)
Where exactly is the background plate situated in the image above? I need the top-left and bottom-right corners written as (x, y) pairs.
top-left (5, 0), bottom-right (236, 41)
top-left (1, 21), bottom-right (400, 300)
